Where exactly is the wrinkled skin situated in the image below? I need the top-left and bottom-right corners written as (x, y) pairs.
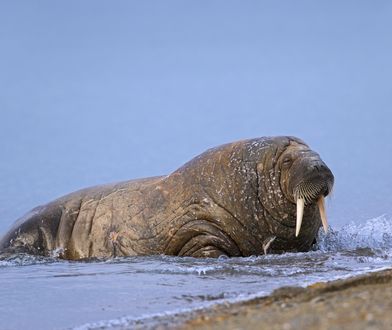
top-left (0, 137), bottom-right (334, 259)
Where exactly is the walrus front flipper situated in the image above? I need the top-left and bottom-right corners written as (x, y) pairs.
top-left (0, 204), bottom-right (63, 257)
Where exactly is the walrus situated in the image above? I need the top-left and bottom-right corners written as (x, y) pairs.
top-left (0, 136), bottom-right (334, 259)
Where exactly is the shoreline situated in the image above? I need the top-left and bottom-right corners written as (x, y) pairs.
top-left (175, 268), bottom-right (392, 330)
top-left (73, 267), bottom-right (392, 329)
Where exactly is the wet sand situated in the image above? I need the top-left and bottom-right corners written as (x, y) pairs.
top-left (176, 268), bottom-right (392, 330)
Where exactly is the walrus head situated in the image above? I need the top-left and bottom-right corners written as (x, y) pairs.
top-left (278, 139), bottom-right (334, 237)
top-left (251, 136), bottom-right (334, 251)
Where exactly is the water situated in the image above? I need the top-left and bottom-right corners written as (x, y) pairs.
top-left (1, 1), bottom-right (392, 330)
top-left (1, 216), bottom-right (391, 330)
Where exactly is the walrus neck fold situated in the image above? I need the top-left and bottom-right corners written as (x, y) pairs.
top-left (167, 139), bottom-right (272, 256)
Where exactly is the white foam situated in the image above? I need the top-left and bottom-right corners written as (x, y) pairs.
top-left (317, 214), bottom-right (392, 252)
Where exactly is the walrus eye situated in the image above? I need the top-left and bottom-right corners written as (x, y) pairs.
top-left (281, 156), bottom-right (293, 168)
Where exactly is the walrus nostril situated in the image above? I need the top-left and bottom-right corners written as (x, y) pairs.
top-left (312, 164), bottom-right (326, 172)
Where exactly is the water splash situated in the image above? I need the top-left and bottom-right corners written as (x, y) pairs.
top-left (317, 214), bottom-right (392, 253)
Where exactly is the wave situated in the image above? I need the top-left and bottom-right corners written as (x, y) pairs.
top-left (0, 253), bottom-right (60, 267)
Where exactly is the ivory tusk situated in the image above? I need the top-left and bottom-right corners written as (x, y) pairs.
top-left (318, 196), bottom-right (328, 234)
top-left (296, 198), bottom-right (305, 237)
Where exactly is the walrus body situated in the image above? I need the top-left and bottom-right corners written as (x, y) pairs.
top-left (0, 137), bottom-right (334, 259)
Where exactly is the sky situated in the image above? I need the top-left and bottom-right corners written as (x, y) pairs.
top-left (0, 1), bottom-right (392, 231)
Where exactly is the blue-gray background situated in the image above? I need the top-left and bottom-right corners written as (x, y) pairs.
top-left (1, 1), bottom-right (391, 233)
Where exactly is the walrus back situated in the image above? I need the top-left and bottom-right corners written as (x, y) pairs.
top-left (0, 182), bottom-right (119, 257)
top-left (0, 176), bottom-right (166, 259)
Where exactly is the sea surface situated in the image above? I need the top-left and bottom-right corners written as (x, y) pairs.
top-left (1, 216), bottom-right (392, 330)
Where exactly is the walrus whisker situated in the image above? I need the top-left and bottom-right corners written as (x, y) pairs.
top-left (297, 181), bottom-right (327, 204)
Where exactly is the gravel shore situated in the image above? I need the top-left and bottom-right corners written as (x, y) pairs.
top-left (178, 268), bottom-right (392, 330)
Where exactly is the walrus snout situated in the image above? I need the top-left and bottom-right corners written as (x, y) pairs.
top-left (295, 162), bottom-right (334, 202)
top-left (293, 160), bottom-right (334, 238)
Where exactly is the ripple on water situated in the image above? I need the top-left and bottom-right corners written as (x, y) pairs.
top-left (1, 215), bottom-right (392, 330)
